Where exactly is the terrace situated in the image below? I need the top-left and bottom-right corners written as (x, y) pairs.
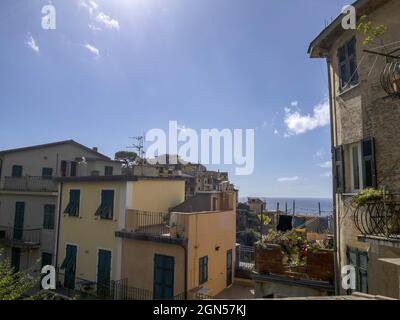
top-left (0, 226), bottom-right (41, 248)
top-left (115, 209), bottom-right (188, 245)
top-left (1, 176), bottom-right (58, 193)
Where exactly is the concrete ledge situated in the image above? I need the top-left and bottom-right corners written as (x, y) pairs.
top-left (357, 235), bottom-right (400, 248)
top-left (115, 230), bottom-right (187, 246)
top-left (252, 272), bottom-right (335, 292)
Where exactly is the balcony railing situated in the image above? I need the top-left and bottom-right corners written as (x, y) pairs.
top-left (2, 176), bottom-right (58, 192)
top-left (235, 245), bottom-right (255, 279)
top-left (353, 199), bottom-right (400, 239)
top-left (54, 275), bottom-right (186, 300)
top-left (0, 226), bottom-right (41, 247)
top-left (127, 210), bottom-right (172, 236)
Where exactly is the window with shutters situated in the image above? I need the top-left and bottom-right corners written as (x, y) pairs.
top-left (334, 146), bottom-right (344, 194)
top-left (362, 137), bottom-right (376, 188)
top-left (350, 143), bottom-right (363, 192)
top-left (11, 165), bottom-right (23, 177)
top-left (347, 247), bottom-right (368, 294)
top-left (104, 166), bottom-right (113, 176)
top-left (95, 190), bottom-right (114, 220)
top-left (42, 168), bottom-right (53, 178)
top-left (338, 37), bottom-right (359, 91)
top-left (43, 204), bottom-right (55, 229)
top-left (70, 161), bottom-right (77, 177)
top-left (60, 161), bottom-right (68, 177)
top-left (199, 256), bottom-right (208, 285)
top-left (64, 190), bottom-right (80, 217)
top-left (41, 252), bottom-right (53, 267)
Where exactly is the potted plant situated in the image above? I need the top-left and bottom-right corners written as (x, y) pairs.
top-left (352, 188), bottom-right (384, 209)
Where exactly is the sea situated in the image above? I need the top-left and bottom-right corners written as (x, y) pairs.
top-left (239, 197), bottom-right (333, 217)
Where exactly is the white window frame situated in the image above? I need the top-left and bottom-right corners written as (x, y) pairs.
top-left (349, 143), bottom-right (363, 192)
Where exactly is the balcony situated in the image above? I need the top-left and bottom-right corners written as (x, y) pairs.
top-left (353, 199), bottom-right (400, 247)
top-left (0, 226), bottom-right (41, 248)
top-left (115, 210), bottom-right (187, 245)
top-left (2, 176), bottom-right (58, 193)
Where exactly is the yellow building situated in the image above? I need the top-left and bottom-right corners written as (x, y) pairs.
top-left (55, 175), bottom-right (236, 299)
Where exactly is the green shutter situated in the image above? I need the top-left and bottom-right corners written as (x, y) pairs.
top-left (199, 256), bottom-right (208, 285)
top-left (70, 162), bottom-right (77, 177)
top-left (41, 252), bottom-right (53, 267)
top-left (362, 137), bottom-right (377, 188)
top-left (64, 190), bottom-right (80, 216)
top-left (334, 146), bottom-right (344, 193)
top-left (11, 248), bottom-right (21, 272)
top-left (43, 205), bottom-right (55, 229)
top-left (95, 190), bottom-right (114, 219)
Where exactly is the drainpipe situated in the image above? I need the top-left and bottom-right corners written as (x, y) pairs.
top-left (327, 57), bottom-right (340, 295)
top-left (54, 182), bottom-right (63, 273)
top-left (181, 241), bottom-right (188, 300)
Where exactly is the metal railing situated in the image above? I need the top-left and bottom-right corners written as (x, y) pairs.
top-left (354, 199), bottom-right (400, 239)
top-left (235, 245), bottom-right (255, 278)
top-left (0, 226), bottom-right (41, 245)
top-left (111, 279), bottom-right (153, 300)
top-left (3, 176), bottom-right (58, 192)
top-left (129, 210), bottom-right (172, 236)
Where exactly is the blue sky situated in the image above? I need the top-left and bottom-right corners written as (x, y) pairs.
top-left (0, 0), bottom-right (351, 198)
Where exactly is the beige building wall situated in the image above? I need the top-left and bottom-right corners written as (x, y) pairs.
top-left (185, 209), bottom-right (236, 296)
top-left (0, 142), bottom-right (120, 272)
top-left (121, 240), bottom-right (185, 295)
top-left (129, 180), bottom-right (185, 211)
top-left (57, 181), bottom-right (126, 282)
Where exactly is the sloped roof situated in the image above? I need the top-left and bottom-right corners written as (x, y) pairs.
top-left (0, 139), bottom-right (111, 160)
top-left (308, 0), bottom-right (391, 58)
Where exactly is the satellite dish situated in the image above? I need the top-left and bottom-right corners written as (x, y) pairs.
top-left (78, 156), bottom-right (87, 166)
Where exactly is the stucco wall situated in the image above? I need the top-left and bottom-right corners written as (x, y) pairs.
top-left (186, 209), bottom-right (236, 296)
top-left (121, 240), bottom-right (185, 295)
top-left (326, 0), bottom-right (400, 296)
top-left (129, 180), bottom-right (185, 212)
top-left (0, 144), bottom-right (108, 188)
top-left (57, 181), bottom-right (125, 282)
top-left (0, 194), bottom-right (57, 261)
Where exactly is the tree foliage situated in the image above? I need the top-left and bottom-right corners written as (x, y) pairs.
top-left (114, 151), bottom-right (138, 167)
top-left (0, 250), bottom-right (53, 300)
top-left (357, 15), bottom-right (387, 45)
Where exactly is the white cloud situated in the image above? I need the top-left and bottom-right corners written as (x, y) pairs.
top-left (277, 176), bottom-right (300, 182)
top-left (78, 1), bottom-right (119, 31)
top-left (96, 12), bottom-right (120, 30)
top-left (284, 97), bottom-right (330, 136)
top-left (84, 43), bottom-right (100, 57)
top-left (88, 24), bottom-right (102, 31)
top-left (319, 161), bottom-right (332, 169)
top-left (315, 149), bottom-right (326, 159)
top-left (25, 34), bottom-right (39, 53)
top-left (274, 129), bottom-right (279, 135)
top-left (321, 171), bottom-right (332, 177)
top-left (291, 101), bottom-right (299, 107)
top-left (79, 0), bottom-right (98, 16)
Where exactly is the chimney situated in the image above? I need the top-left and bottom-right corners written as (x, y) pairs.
top-left (92, 147), bottom-right (98, 152)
